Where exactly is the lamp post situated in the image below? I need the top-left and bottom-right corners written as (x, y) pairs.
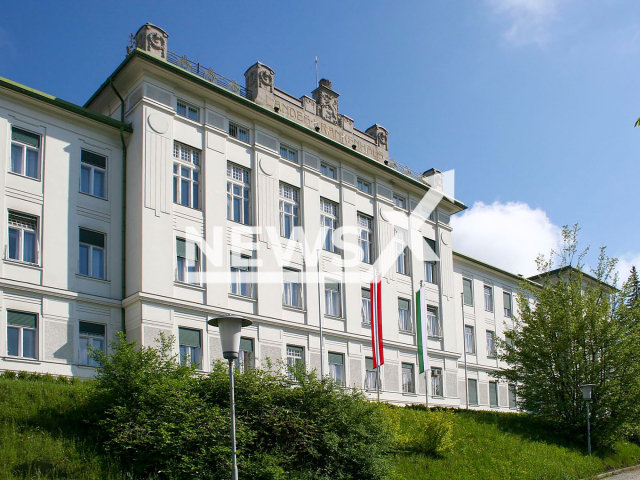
top-left (579, 384), bottom-right (596, 456)
top-left (209, 315), bottom-right (253, 480)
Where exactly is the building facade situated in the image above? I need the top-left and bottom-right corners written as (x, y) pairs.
top-left (0, 23), bottom-right (536, 409)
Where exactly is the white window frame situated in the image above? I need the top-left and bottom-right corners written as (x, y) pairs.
top-left (463, 278), bottom-right (474, 306)
top-left (509, 384), bottom-right (517, 408)
top-left (7, 212), bottom-right (38, 264)
top-left (173, 142), bottom-right (201, 209)
top-left (6, 311), bottom-right (37, 359)
top-left (357, 213), bottom-right (373, 264)
top-left (279, 144), bottom-right (297, 163)
top-left (398, 297), bottom-right (412, 333)
top-left (78, 228), bottom-right (106, 280)
top-left (78, 321), bottom-right (106, 367)
top-left (431, 367), bottom-right (443, 397)
top-left (229, 121), bottom-right (250, 143)
top-left (489, 381), bottom-right (499, 407)
top-left (427, 306), bottom-right (442, 338)
top-left (361, 288), bottom-right (371, 325)
top-left (230, 252), bottom-right (253, 298)
top-left (425, 261), bottom-right (437, 285)
top-left (239, 337), bottom-right (254, 373)
top-left (10, 126), bottom-right (41, 180)
top-left (357, 178), bottom-right (371, 194)
top-left (328, 352), bottom-right (345, 386)
top-left (486, 330), bottom-right (496, 358)
top-left (320, 198), bottom-right (339, 253)
top-left (279, 183), bottom-right (300, 240)
top-left (468, 378), bottom-right (479, 405)
top-left (176, 238), bottom-right (201, 286)
top-left (227, 163), bottom-right (251, 225)
top-left (177, 99), bottom-right (200, 122)
top-left (402, 363), bottom-right (415, 394)
top-left (484, 285), bottom-right (494, 312)
top-left (286, 345), bottom-right (304, 377)
top-left (80, 149), bottom-right (107, 199)
top-left (324, 281), bottom-right (342, 318)
top-left (504, 292), bottom-right (513, 317)
top-left (178, 327), bottom-right (202, 369)
top-left (283, 267), bottom-right (303, 309)
top-left (320, 162), bottom-right (337, 179)
top-left (364, 357), bottom-right (380, 390)
top-left (393, 193), bottom-right (406, 209)
top-left (395, 228), bottom-right (409, 275)
top-left (464, 325), bottom-right (475, 354)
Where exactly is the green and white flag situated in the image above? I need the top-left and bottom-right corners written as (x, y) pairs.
top-left (416, 283), bottom-right (429, 374)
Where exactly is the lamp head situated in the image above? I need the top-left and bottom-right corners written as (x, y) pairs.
top-left (579, 384), bottom-right (596, 401)
top-left (208, 315), bottom-right (252, 360)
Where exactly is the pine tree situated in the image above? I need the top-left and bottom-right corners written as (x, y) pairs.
top-left (625, 266), bottom-right (640, 307)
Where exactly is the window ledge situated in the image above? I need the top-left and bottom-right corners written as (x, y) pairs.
top-left (362, 322), bottom-right (372, 327)
top-left (76, 274), bottom-right (110, 284)
top-left (282, 305), bottom-right (305, 313)
top-left (399, 330), bottom-right (415, 335)
top-left (402, 392), bottom-right (418, 397)
top-left (227, 135), bottom-right (252, 147)
top-left (3, 258), bottom-right (42, 270)
top-left (79, 191), bottom-right (108, 202)
top-left (174, 281), bottom-right (206, 292)
top-left (324, 315), bottom-right (344, 321)
top-left (174, 114), bottom-right (203, 128)
top-left (76, 364), bottom-right (97, 370)
top-left (172, 201), bottom-right (202, 213)
top-left (428, 335), bottom-right (443, 340)
top-left (319, 174), bottom-right (340, 185)
top-left (7, 171), bottom-right (42, 182)
top-left (3, 356), bottom-right (40, 364)
top-left (228, 293), bottom-right (256, 302)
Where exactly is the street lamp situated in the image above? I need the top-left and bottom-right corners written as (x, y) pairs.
top-left (209, 315), bottom-right (253, 480)
top-left (579, 384), bottom-right (597, 456)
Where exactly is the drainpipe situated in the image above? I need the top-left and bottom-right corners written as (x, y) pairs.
top-left (109, 79), bottom-right (127, 334)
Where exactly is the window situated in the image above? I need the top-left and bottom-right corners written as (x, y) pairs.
top-left (398, 298), bottom-right (412, 333)
top-left (79, 321), bottom-right (105, 367)
top-left (468, 379), bottom-right (478, 405)
top-left (8, 212), bottom-right (38, 264)
top-left (357, 213), bottom-right (373, 264)
top-left (509, 384), bottom-right (517, 408)
top-left (463, 278), bottom-right (473, 306)
top-left (239, 338), bottom-right (254, 373)
top-left (229, 122), bottom-right (249, 143)
top-left (79, 228), bottom-right (106, 280)
top-left (425, 262), bottom-right (437, 285)
top-left (176, 99), bottom-right (200, 122)
top-left (324, 281), bottom-right (342, 317)
top-left (178, 327), bottom-right (201, 368)
top-left (230, 252), bottom-right (252, 297)
top-left (10, 126), bottom-right (40, 179)
top-left (173, 142), bottom-right (201, 209)
top-left (80, 150), bottom-right (107, 199)
top-left (227, 163), bottom-right (251, 225)
top-left (431, 367), bottom-right (443, 397)
top-left (489, 381), bottom-right (499, 407)
top-left (364, 357), bottom-right (380, 390)
top-left (464, 325), bottom-right (475, 354)
top-left (402, 363), bottom-right (415, 393)
top-left (504, 292), bottom-right (513, 317)
top-left (486, 330), bottom-right (496, 358)
top-left (320, 162), bottom-right (336, 179)
top-left (361, 288), bottom-right (371, 325)
top-left (286, 345), bottom-right (304, 377)
top-left (484, 285), bottom-right (494, 312)
top-left (427, 306), bottom-right (441, 338)
top-left (279, 183), bottom-right (300, 240)
top-left (280, 144), bottom-right (297, 163)
top-left (328, 352), bottom-right (345, 385)
top-left (393, 194), bottom-right (406, 209)
top-left (320, 198), bottom-right (339, 253)
top-left (7, 310), bottom-right (37, 359)
top-left (283, 268), bottom-right (303, 308)
top-left (357, 178), bottom-right (371, 194)
top-left (395, 228), bottom-right (409, 275)
top-left (176, 238), bottom-right (201, 285)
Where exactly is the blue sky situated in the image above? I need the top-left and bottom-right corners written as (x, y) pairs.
top-left (2, 0), bottom-right (639, 280)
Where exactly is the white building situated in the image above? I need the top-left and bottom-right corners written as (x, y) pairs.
top-left (0, 23), bottom-right (540, 409)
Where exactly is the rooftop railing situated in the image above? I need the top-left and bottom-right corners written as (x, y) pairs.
top-left (167, 51), bottom-right (250, 100)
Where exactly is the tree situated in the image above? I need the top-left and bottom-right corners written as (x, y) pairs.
top-left (498, 225), bottom-right (640, 448)
top-left (624, 266), bottom-right (640, 307)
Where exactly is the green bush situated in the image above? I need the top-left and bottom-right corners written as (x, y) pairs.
top-left (386, 405), bottom-right (455, 457)
top-left (88, 333), bottom-right (392, 479)
top-left (1, 370), bottom-right (17, 380)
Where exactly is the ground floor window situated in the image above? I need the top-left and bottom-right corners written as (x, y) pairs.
top-left (328, 352), bottom-right (345, 385)
top-left (7, 310), bottom-right (37, 359)
top-left (431, 367), bottom-right (443, 397)
top-left (179, 327), bottom-right (201, 368)
top-left (79, 321), bottom-right (105, 366)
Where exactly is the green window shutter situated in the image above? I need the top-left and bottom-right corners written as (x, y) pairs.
top-left (328, 352), bottom-right (343, 365)
top-left (7, 311), bottom-right (37, 328)
top-left (179, 327), bottom-right (201, 348)
top-left (12, 127), bottom-right (40, 148)
top-left (239, 337), bottom-right (253, 352)
top-left (365, 357), bottom-right (374, 371)
top-left (79, 321), bottom-right (105, 336)
top-left (81, 149), bottom-right (107, 169)
top-left (361, 288), bottom-right (371, 300)
top-left (463, 278), bottom-right (473, 305)
top-left (79, 228), bottom-right (105, 248)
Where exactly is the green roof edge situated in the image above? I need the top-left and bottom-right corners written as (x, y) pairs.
top-left (0, 77), bottom-right (132, 133)
top-left (453, 250), bottom-right (541, 288)
top-left (85, 49), bottom-right (467, 212)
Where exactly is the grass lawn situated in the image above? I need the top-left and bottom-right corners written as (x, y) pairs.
top-left (391, 408), bottom-right (640, 480)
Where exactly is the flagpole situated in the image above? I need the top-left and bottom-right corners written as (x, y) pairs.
top-left (376, 366), bottom-right (380, 402)
top-left (461, 292), bottom-right (469, 409)
top-left (317, 252), bottom-right (324, 378)
top-left (420, 280), bottom-right (429, 409)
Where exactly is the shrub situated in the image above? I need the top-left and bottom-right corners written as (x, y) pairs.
top-left (386, 405), bottom-right (455, 457)
top-left (1, 370), bottom-right (17, 380)
top-left (17, 371), bottom-right (28, 380)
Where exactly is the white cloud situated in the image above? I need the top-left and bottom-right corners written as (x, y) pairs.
top-left (487, 0), bottom-right (558, 46)
top-left (615, 253), bottom-right (640, 285)
top-left (451, 201), bottom-right (561, 277)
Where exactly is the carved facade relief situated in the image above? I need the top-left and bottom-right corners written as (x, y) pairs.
top-left (133, 24), bottom-right (168, 59)
top-left (365, 124), bottom-right (389, 152)
top-left (244, 62), bottom-right (275, 102)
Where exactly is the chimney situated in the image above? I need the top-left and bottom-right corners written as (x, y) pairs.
top-left (133, 23), bottom-right (168, 59)
top-left (422, 168), bottom-right (443, 191)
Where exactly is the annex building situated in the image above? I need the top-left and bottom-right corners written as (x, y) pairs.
top-left (0, 23), bottom-right (538, 409)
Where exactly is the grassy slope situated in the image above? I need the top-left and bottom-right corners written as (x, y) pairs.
top-left (392, 409), bottom-right (640, 480)
top-left (1, 378), bottom-right (639, 480)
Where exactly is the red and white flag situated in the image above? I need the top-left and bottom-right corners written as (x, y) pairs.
top-left (370, 273), bottom-right (384, 368)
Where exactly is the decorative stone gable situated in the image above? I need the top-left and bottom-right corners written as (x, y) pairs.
top-left (312, 79), bottom-right (340, 126)
top-left (244, 62), bottom-right (274, 101)
top-left (133, 23), bottom-right (168, 59)
top-left (365, 124), bottom-right (389, 152)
